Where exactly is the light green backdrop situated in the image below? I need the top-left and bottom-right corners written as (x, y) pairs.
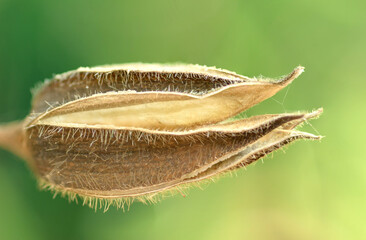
top-left (0, 0), bottom-right (365, 239)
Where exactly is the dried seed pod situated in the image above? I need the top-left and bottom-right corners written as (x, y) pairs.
top-left (0, 64), bottom-right (322, 210)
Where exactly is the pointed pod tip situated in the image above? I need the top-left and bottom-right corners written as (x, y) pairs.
top-left (294, 66), bottom-right (305, 76)
top-left (278, 66), bottom-right (305, 86)
top-left (298, 108), bottom-right (323, 141)
top-left (318, 135), bottom-right (325, 140)
top-left (308, 135), bottom-right (325, 141)
top-left (296, 65), bottom-right (305, 72)
top-left (291, 130), bottom-right (322, 141)
top-left (281, 108), bottom-right (322, 131)
top-left (304, 108), bottom-right (323, 120)
top-left (308, 133), bottom-right (324, 141)
top-left (307, 132), bottom-right (324, 141)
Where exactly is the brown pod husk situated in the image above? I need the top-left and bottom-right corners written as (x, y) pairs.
top-left (0, 64), bottom-right (322, 210)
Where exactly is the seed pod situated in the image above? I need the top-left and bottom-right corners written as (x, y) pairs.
top-left (0, 64), bottom-right (322, 210)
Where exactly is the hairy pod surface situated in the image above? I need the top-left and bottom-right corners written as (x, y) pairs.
top-left (0, 64), bottom-right (322, 210)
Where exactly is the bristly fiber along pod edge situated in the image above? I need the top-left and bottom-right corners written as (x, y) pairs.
top-left (0, 63), bottom-right (322, 211)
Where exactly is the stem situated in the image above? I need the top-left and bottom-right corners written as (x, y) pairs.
top-left (0, 121), bottom-right (29, 161)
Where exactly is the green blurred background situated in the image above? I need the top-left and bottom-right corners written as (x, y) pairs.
top-left (0, 0), bottom-right (365, 239)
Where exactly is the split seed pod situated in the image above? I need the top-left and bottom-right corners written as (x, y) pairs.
top-left (0, 64), bottom-right (322, 210)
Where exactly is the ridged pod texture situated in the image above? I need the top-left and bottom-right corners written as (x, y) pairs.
top-left (0, 64), bottom-right (322, 210)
